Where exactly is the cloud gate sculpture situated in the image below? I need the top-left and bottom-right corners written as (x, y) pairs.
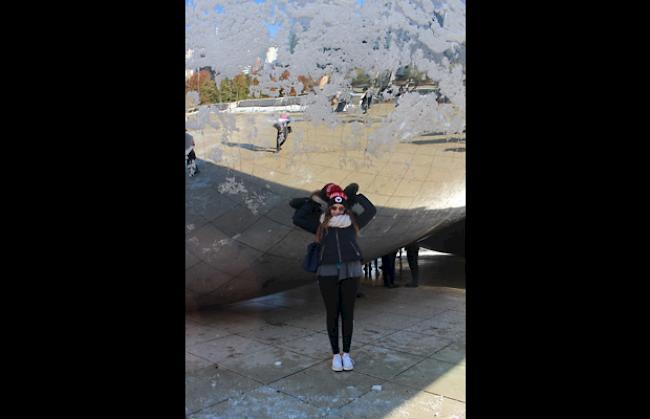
top-left (185, 0), bottom-right (465, 309)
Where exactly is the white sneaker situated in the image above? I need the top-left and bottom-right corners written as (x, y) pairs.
top-left (332, 354), bottom-right (343, 372)
top-left (342, 353), bottom-right (354, 371)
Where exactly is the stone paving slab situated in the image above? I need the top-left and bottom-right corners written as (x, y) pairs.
top-left (222, 301), bottom-right (294, 317)
top-left (374, 330), bottom-right (452, 357)
top-left (234, 322), bottom-right (314, 346)
top-left (185, 324), bottom-right (235, 347)
top-left (218, 346), bottom-right (322, 384)
top-left (188, 334), bottom-right (276, 363)
top-left (355, 310), bottom-right (425, 331)
top-left (428, 290), bottom-right (466, 311)
top-left (347, 322), bottom-right (401, 346)
top-left (258, 297), bottom-right (327, 315)
top-left (268, 359), bottom-right (382, 409)
top-left (334, 381), bottom-right (466, 419)
top-left (262, 307), bottom-right (324, 325)
top-left (274, 332), bottom-right (335, 360)
top-left (355, 292), bottom-right (461, 316)
top-left (187, 309), bottom-right (268, 332)
top-left (185, 366), bottom-right (263, 415)
top-left (186, 353), bottom-right (214, 373)
top-left (366, 300), bottom-right (450, 319)
top-left (406, 309), bottom-right (466, 342)
top-left (188, 386), bottom-right (326, 419)
top-left (391, 357), bottom-right (466, 402)
top-left (349, 344), bottom-right (426, 380)
top-left (186, 317), bottom-right (203, 330)
top-left (430, 341), bottom-right (466, 366)
top-left (282, 312), bottom-right (328, 332)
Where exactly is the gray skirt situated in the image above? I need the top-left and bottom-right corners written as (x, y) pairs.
top-left (317, 260), bottom-right (363, 280)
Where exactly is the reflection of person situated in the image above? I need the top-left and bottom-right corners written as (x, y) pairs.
top-left (331, 92), bottom-right (340, 111)
top-left (363, 258), bottom-right (379, 278)
top-left (361, 88), bottom-right (373, 113)
top-left (332, 91), bottom-right (349, 112)
top-left (185, 129), bottom-right (199, 177)
top-left (381, 251), bottom-right (398, 288)
top-left (291, 182), bottom-right (376, 372)
top-left (395, 85), bottom-right (405, 108)
top-left (273, 113), bottom-right (292, 152)
top-left (404, 242), bottom-right (420, 287)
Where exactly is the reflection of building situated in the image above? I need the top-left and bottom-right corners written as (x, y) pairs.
top-left (199, 66), bottom-right (215, 80)
top-left (265, 46), bottom-right (278, 64)
top-left (185, 49), bottom-right (215, 81)
top-left (318, 74), bottom-right (329, 89)
top-left (185, 49), bottom-right (194, 80)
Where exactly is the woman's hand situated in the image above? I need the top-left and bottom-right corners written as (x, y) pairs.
top-left (344, 183), bottom-right (359, 204)
top-left (289, 197), bottom-right (310, 210)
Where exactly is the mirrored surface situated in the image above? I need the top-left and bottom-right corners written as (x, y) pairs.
top-left (186, 102), bottom-right (464, 309)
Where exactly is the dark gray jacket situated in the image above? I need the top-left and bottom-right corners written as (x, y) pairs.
top-left (293, 194), bottom-right (377, 265)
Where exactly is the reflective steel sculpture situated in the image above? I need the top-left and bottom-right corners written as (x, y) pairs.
top-left (186, 102), bottom-right (464, 308)
top-left (185, 0), bottom-right (465, 309)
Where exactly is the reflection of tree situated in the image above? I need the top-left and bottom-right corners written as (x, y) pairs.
top-left (394, 65), bottom-right (433, 88)
top-left (351, 69), bottom-right (371, 88)
top-left (185, 70), bottom-right (219, 104)
top-left (186, 70), bottom-right (262, 104)
top-left (350, 65), bottom-right (435, 92)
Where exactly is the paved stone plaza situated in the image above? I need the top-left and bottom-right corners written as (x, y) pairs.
top-left (186, 252), bottom-right (465, 418)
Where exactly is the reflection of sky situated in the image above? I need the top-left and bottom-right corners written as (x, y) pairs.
top-left (188, 1), bottom-right (277, 37)
top-left (267, 23), bottom-right (281, 38)
top-left (184, 0), bottom-right (465, 10)
top-left (188, 0), bottom-right (362, 29)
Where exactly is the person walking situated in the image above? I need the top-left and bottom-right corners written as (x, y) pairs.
top-left (291, 182), bottom-right (376, 372)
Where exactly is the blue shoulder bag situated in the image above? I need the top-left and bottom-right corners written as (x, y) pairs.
top-left (302, 242), bottom-right (322, 273)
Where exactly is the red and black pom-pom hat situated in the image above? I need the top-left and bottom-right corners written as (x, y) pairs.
top-left (326, 184), bottom-right (349, 209)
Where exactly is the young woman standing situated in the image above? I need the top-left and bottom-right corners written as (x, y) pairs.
top-left (292, 183), bottom-right (377, 371)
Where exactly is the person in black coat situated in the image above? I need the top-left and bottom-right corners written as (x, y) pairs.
top-left (291, 182), bottom-right (376, 372)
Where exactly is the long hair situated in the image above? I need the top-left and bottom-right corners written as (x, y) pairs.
top-left (316, 207), bottom-right (360, 243)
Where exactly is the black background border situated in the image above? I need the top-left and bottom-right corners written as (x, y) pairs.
top-left (12, 0), bottom-right (627, 416)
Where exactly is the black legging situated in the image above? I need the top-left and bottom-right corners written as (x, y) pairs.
top-left (318, 276), bottom-right (360, 354)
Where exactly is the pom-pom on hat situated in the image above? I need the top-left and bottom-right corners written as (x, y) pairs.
top-left (326, 184), bottom-right (349, 208)
top-left (323, 183), bottom-right (339, 197)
